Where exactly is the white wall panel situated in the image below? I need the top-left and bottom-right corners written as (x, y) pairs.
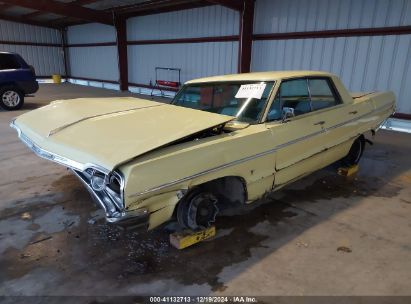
top-left (67, 23), bottom-right (116, 44)
top-left (66, 23), bottom-right (118, 82)
top-left (0, 19), bottom-right (61, 43)
top-left (128, 42), bottom-right (238, 85)
top-left (0, 44), bottom-right (64, 76)
top-left (127, 6), bottom-right (239, 40)
top-left (68, 46), bottom-right (118, 81)
top-left (252, 35), bottom-right (411, 114)
top-left (0, 19), bottom-right (63, 76)
top-left (254, 0), bottom-right (411, 34)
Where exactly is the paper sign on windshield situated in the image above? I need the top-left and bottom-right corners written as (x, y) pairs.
top-left (235, 83), bottom-right (266, 99)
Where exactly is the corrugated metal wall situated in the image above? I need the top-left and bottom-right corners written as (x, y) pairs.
top-left (252, 0), bottom-right (411, 114)
top-left (254, 0), bottom-right (411, 33)
top-left (0, 19), bottom-right (64, 76)
top-left (128, 6), bottom-right (239, 40)
top-left (127, 6), bottom-right (239, 86)
top-left (66, 23), bottom-right (119, 82)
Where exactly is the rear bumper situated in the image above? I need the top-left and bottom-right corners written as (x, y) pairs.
top-left (71, 169), bottom-right (149, 229)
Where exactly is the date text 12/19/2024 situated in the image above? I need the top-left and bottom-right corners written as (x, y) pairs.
top-left (149, 296), bottom-right (258, 303)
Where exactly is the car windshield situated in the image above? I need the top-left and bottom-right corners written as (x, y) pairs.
top-left (172, 81), bottom-right (275, 123)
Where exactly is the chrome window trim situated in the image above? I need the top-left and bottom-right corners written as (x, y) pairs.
top-left (129, 103), bottom-right (394, 199)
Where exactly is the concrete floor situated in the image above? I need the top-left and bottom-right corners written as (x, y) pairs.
top-left (1, 83), bottom-right (411, 299)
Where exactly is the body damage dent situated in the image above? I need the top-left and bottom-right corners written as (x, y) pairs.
top-left (128, 190), bottom-right (182, 230)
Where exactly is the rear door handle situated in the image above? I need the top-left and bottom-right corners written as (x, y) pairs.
top-left (314, 121), bottom-right (325, 126)
top-left (349, 111), bottom-right (358, 115)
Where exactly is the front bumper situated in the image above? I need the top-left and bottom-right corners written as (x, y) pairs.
top-left (71, 169), bottom-right (149, 229)
top-left (10, 121), bottom-right (149, 229)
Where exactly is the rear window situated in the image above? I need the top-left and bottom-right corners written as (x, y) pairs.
top-left (0, 54), bottom-right (21, 70)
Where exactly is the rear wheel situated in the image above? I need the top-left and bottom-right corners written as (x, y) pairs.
top-left (177, 188), bottom-right (219, 230)
top-left (0, 86), bottom-right (24, 110)
top-left (342, 136), bottom-right (365, 166)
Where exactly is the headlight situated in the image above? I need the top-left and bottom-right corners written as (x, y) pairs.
top-left (85, 168), bottom-right (124, 211)
top-left (106, 172), bottom-right (123, 209)
top-left (90, 170), bottom-right (106, 191)
top-left (107, 174), bottom-right (121, 193)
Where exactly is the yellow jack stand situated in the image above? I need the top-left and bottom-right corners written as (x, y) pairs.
top-left (170, 226), bottom-right (216, 249)
top-left (338, 164), bottom-right (359, 177)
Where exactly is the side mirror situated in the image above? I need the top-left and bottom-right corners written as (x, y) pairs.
top-left (282, 107), bottom-right (295, 122)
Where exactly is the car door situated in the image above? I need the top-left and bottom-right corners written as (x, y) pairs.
top-left (305, 77), bottom-right (372, 166)
top-left (265, 78), bottom-right (325, 188)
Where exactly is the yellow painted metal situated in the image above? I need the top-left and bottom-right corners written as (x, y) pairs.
top-left (14, 98), bottom-right (233, 170)
top-left (52, 74), bottom-right (61, 84)
top-left (12, 71), bottom-right (396, 230)
top-left (338, 164), bottom-right (359, 177)
top-left (170, 226), bottom-right (216, 249)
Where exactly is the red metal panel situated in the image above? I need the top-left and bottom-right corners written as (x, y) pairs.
top-left (67, 42), bottom-right (117, 47)
top-left (116, 17), bottom-right (128, 91)
top-left (128, 35), bottom-right (239, 45)
top-left (0, 40), bottom-right (60, 47)
top-left (253, 26), bottom-right (411, 41)
top-left (238, 0), bottom-right (254, 73)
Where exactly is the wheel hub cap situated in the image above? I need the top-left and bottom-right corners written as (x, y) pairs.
top-left (187, 193), bottom-right (219, 230)
top-left (2, 91), bottom-right (20, 107)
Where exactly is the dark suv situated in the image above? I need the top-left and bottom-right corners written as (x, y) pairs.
top-left (0, 52), bottom-right (39, 110)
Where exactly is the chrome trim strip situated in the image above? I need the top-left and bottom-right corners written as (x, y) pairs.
top-left (10, 120), bottom-right (111, 174)
top-left (129, 147), bottom-right (278, 198)
top-left (129, 103), bottom-right (394, 198)
top-left (48, 104), bottom-right (164, 137)
top-left (10, 120), bottom-right (130, 218)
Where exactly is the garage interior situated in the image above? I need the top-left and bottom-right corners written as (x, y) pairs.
top-left (1, 0), bottom-right (411, 299)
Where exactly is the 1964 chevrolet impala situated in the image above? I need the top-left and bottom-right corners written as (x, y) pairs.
top-left (11, 71), bottom-right (395, 230)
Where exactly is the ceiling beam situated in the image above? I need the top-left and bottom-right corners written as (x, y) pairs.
top-left (48, 0), bottom-right (214, 27)
top-left (1, 0), bottom-right (112, 25)
top-left (0, 13), bottom-right (60, 28)
top-left (0, 3), bottom-right (12, 12)
top-left (23, 0), bottom-right (101, 20)
top-left (113, 0), bottom-right (210, 18)
top-left (205, 0), bottom-right (242, 11)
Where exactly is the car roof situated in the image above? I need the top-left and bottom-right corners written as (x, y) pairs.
top-left (186, 70), bottom-right (336, 84)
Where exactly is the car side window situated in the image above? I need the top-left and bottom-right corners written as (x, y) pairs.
top-left (266, 92), bottom-right (281, 121)
top-left (0, 54), bottom-right (21, 70)
top-left (280, 79), bottom-right (311, 116)
top-left (308, 78), bottom-right (340, 110)
top-left (266, 78), bottom-right (311, 121)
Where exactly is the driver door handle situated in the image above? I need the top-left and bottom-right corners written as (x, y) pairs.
top-left (313, 121), bottom-right (325, 126)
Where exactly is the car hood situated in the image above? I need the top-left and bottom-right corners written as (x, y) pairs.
top-left (12, 97), bottom-right (234, 171)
